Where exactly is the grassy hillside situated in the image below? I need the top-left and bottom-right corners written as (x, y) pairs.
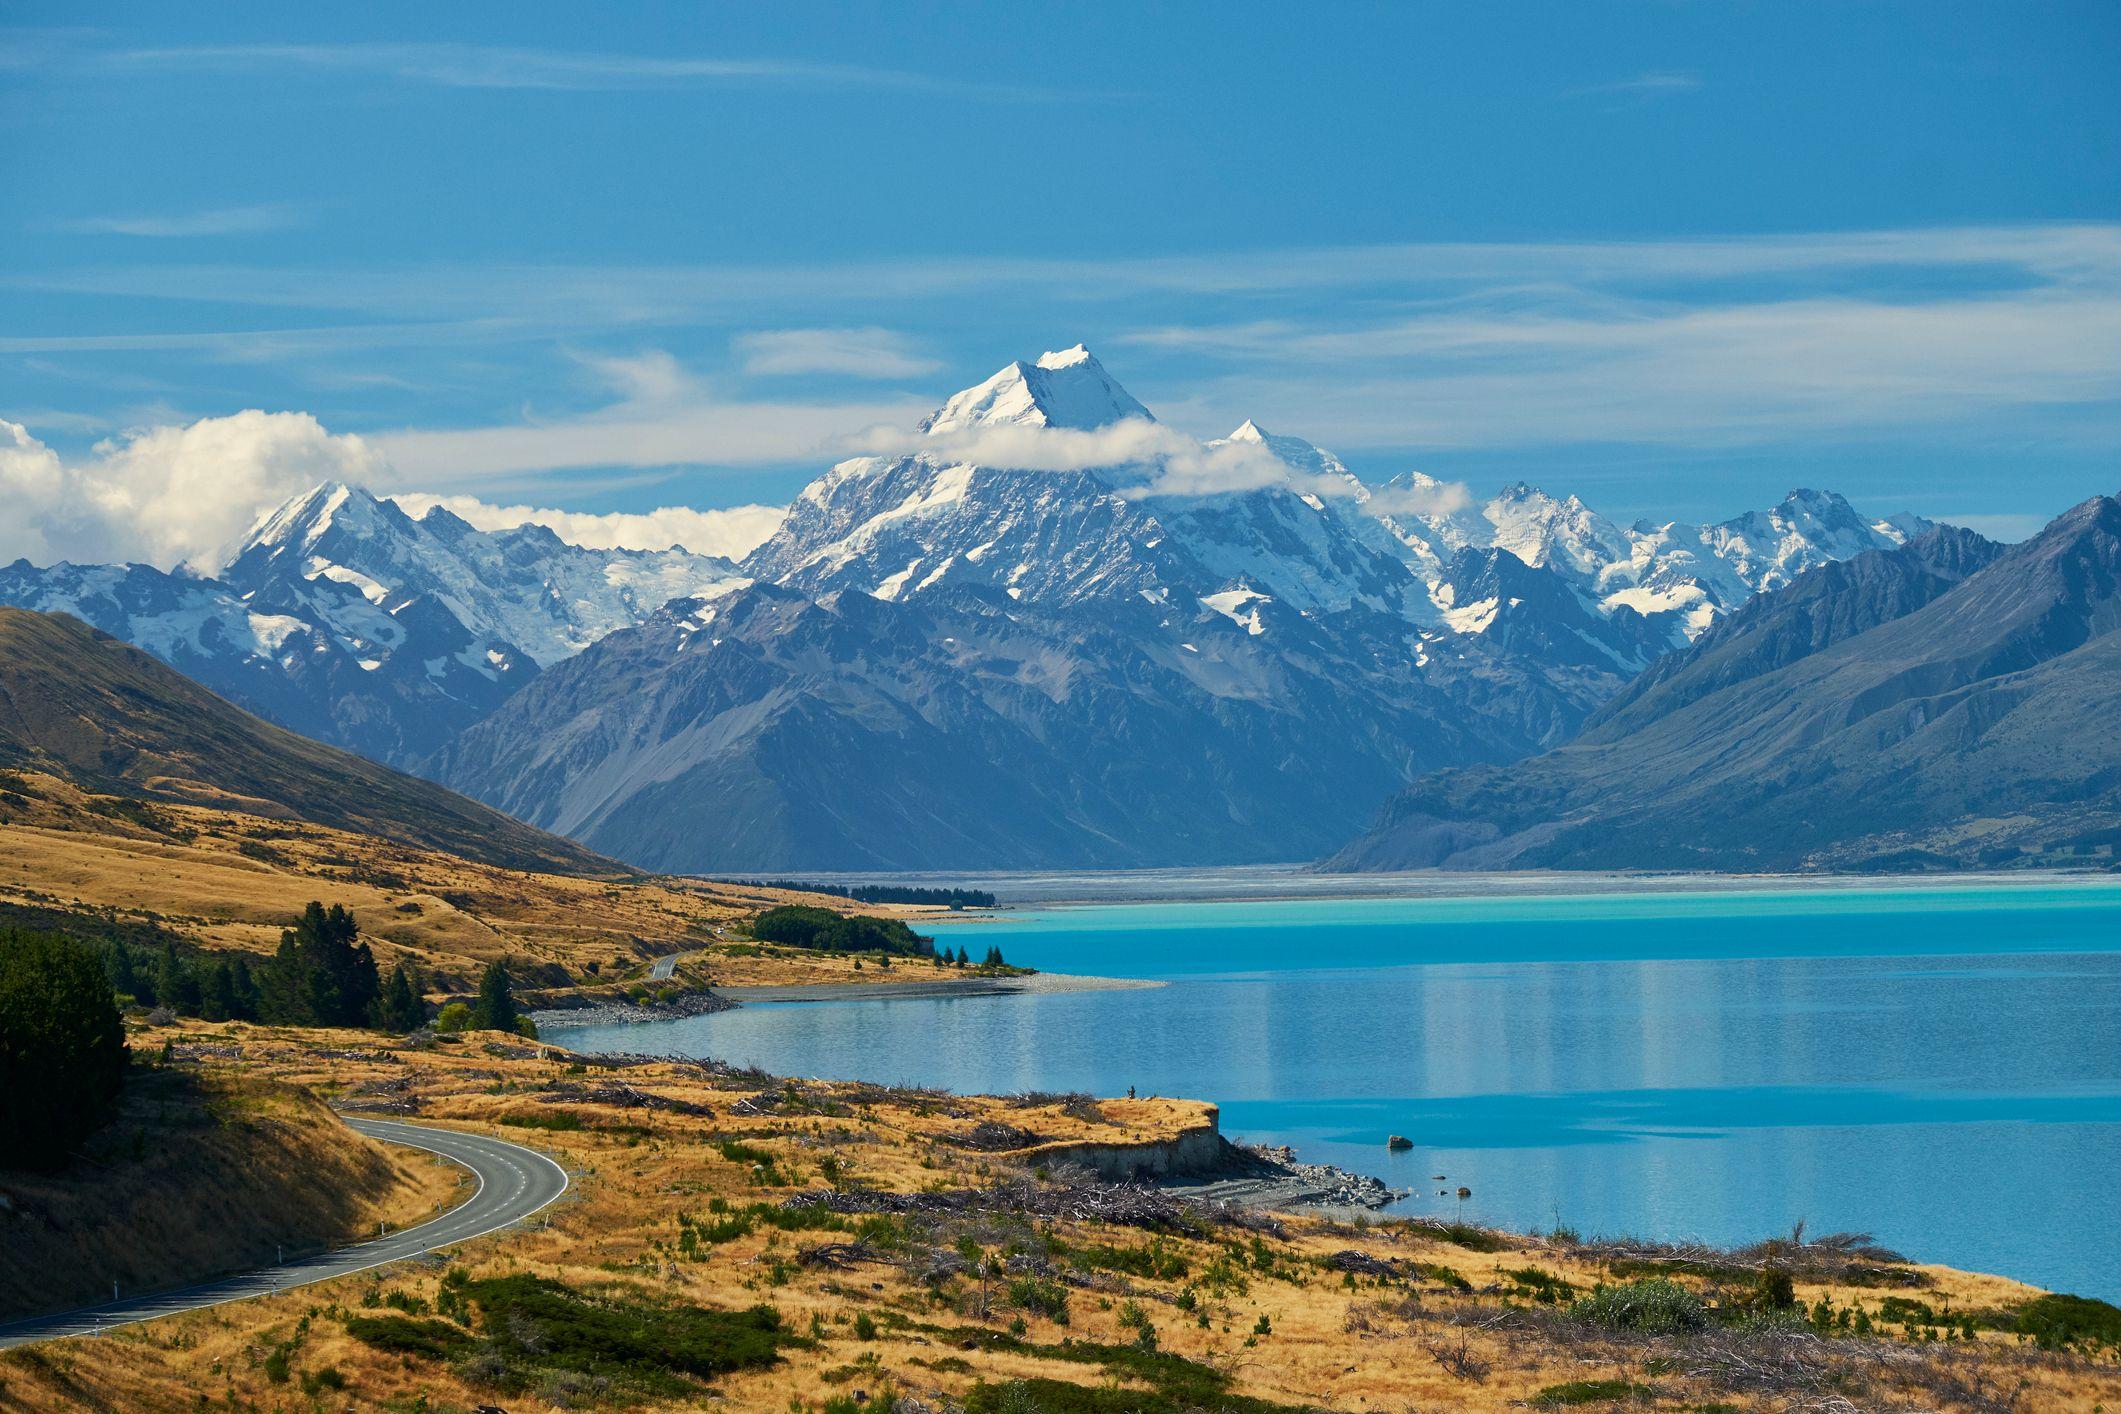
top-left (0, 607), bottom-right (604, 875)
top-left (0, 769), bottom-right (936, 992)
top-left (3, 1019), bottom-right (2113, 1412)
top-left (0, 1064), bottom-right (455, 1321)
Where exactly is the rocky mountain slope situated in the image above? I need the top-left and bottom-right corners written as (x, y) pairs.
top-left (437, 350), bottom-right (1925, 871)
top-left (1329, 502), bottom-right (2121, 872)
top-left (0, 485), bottom-right (742, 766)
top-left (0, 606), bottom-right (606, 873)
top-left (0, 347), bottom-right (1932, 871)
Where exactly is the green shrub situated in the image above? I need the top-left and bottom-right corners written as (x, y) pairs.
top-left (2010, 1292), bottom-right (2121, 1351)
top-left (1072, 1239), bottom-right (1188, 1281)
top-left (430, 1273), bottom-right (796, 1394)
top-left (1503, 1265), bottom-right (1578, 1304)
top-left (1569, 1279), bottom-right (1710, 1334)
top-left (434, 1001), bottom-right (474, 1033)
top-left (344, 1315), bottom-right (475, 1361)
top-left (1008, 1276), bottom-right (1071, 1325)
top-left (1534, 1378), bottom-right (1652, 1406)
top-left (499, 1110), bottom-right (585, 1132)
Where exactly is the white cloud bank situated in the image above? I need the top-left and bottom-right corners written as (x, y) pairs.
top-left (0, 411), bottom-right (382, 571)
top-left (0, 410), bottom-right (787, 572)
top-left (387, 493), bottom-right (785, 561)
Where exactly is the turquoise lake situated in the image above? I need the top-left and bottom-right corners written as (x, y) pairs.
top-left (549, 881), bottom-right (2121, 1300)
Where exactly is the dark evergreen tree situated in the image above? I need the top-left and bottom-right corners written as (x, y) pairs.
top-left (0, 929), bottom-right (129, 1171)
top-left (472, 960), bottom-right (519, 1034)
top-left (105, 942), bottom-right (141, 1003)
top-left (261, 903), bottom-right (381, 1027)
top-left (228, 957), bottom-right (262, 1021)
top-left (159, 943), bottom-right (204, 1015)
top-left (201, 958), bottom-right (238, 1022)
top-left (376, 963), bottom-right (425, 1032)
top-left (954, 945), bottom-right (970, 967)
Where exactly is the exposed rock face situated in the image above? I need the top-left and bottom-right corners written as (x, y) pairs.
top-left (1331, 505), bottom-right (2121, 872)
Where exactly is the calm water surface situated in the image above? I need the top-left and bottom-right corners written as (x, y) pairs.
top-left (551, 883), bottom-right (2121, 1299)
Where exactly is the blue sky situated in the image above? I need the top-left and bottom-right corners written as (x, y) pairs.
top-left (3, 1), bottom-right (2118, 559)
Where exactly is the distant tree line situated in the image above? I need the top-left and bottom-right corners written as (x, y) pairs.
top-left (71, 907), bottom-right (534, 1038)
top-left (721, 880), bottom-right (998, 910)
top-left (751, 905), bottom-right (937, 956)
top-left (747, 906), bottom-right (1010, 969)
top-left (0, 905), bottom-right (542, 1173)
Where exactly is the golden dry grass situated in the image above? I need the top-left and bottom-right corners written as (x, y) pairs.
top-left (1, 1019), bottom-right (2113, 1413)
top-left (0, 770), bottom-right (927, 993)
top-left (0, 1066), bottom-right (456, 1322)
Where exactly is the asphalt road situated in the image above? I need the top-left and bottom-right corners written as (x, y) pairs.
top-left (650, 952), bottom-right (681, 980)
top-left (0, 1117), bottom-right (569, 1350)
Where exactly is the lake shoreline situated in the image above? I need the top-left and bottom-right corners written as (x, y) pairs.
top-left (834, 864), bottom-right (2121, 911)
top-left (531, 969), bottom-right (1159, 1030)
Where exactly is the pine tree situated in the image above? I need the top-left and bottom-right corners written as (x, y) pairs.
top-left (154, 943), bottom-right (202, 1015)
top-left (472, 960), bottom-right (519, 1034)
top-left (376, 964), bottom-right (425, 1032)
top-left (105, 942), bottom-right (140, 1003)
top-left (228, 957), bottom-right (261, 1021)
top-left (0, 929), bottom-right (129, 1171)
top-left (202, 959), bottom-right (239, 1022)
top-left (261, 902), bottom-right (381, 1027)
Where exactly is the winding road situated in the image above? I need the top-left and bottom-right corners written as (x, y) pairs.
top-left (0, 1117), bottom-right (569, 1350)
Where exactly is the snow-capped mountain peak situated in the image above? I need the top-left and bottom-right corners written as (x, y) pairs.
top-left (918, 344), bottom-right (1153, 435)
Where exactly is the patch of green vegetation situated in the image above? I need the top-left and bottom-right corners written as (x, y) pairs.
top-left (750, 905), bottom-right (935, 958)
top-left (498, 1110), bottom-right (584, 1132)
top-left (1069, 1237), bottom-right (1189, 1281)
top-left (415, 1272), bottom-right (799, 1395)
top-left (1504, 1265), bottom-right (1579, 1304)
top-left (1413, 1261), bottom-right (1473, 1292)
top-left (1569, 1279), bottom-right (1710, 1335)
top-left (344, 1315), bottom-right (476, 1361)
top-left (1534, 1379), bottom-right (1653, 1406)
top-left (963, 1378), bottom-right (1312, 1414)
top-left (1605, 1256), bottom-right (1751, 1284)
top-left (1417, 1220), bottom-right (1506, 1253)
top-left (1007, 1275), bottom-right (1071, 1324)
top-left (2006, 1293), bottom-right (2121, 1352)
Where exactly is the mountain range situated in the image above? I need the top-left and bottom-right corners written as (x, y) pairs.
top-left (1, 347), bottom-right (1943, 871)
top-left (1331, 494), bottom-right (2121, 872)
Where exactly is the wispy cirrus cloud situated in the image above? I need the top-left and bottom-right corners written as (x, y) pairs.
top-left (94, 41), bottom-right (1091, 102)
top-left (1121, 287), bottom-right (2121, 449)
top-left (18, 224), bottom-right (2120, 321)
top-left (1564, 71), bottom-right (1704, 104)
top-left (48, 202), bottom-right (309, 238)
top-left (736, 327), bottom-right (940, 378)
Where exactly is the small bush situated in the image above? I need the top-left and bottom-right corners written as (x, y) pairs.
top-left (2011, 1292), bottom-right (2121, 1351)
top-left (1504, 1265), bottom-right (1578, 1304)
top-left (1073, 1239), bottom-right (1188, 1281)
top-left (499, 1110), bottom-right (584, 1132)
top-left (344, 1315), bottom-right (475, 1361)
top-left (1569, 1279), bottom-right (1709, 1334)
top-left (1534, 1378), bottom-right (1651, 1406)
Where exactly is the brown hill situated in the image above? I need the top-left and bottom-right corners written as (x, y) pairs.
top-left (0, 607), bottom-right (605, 875)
